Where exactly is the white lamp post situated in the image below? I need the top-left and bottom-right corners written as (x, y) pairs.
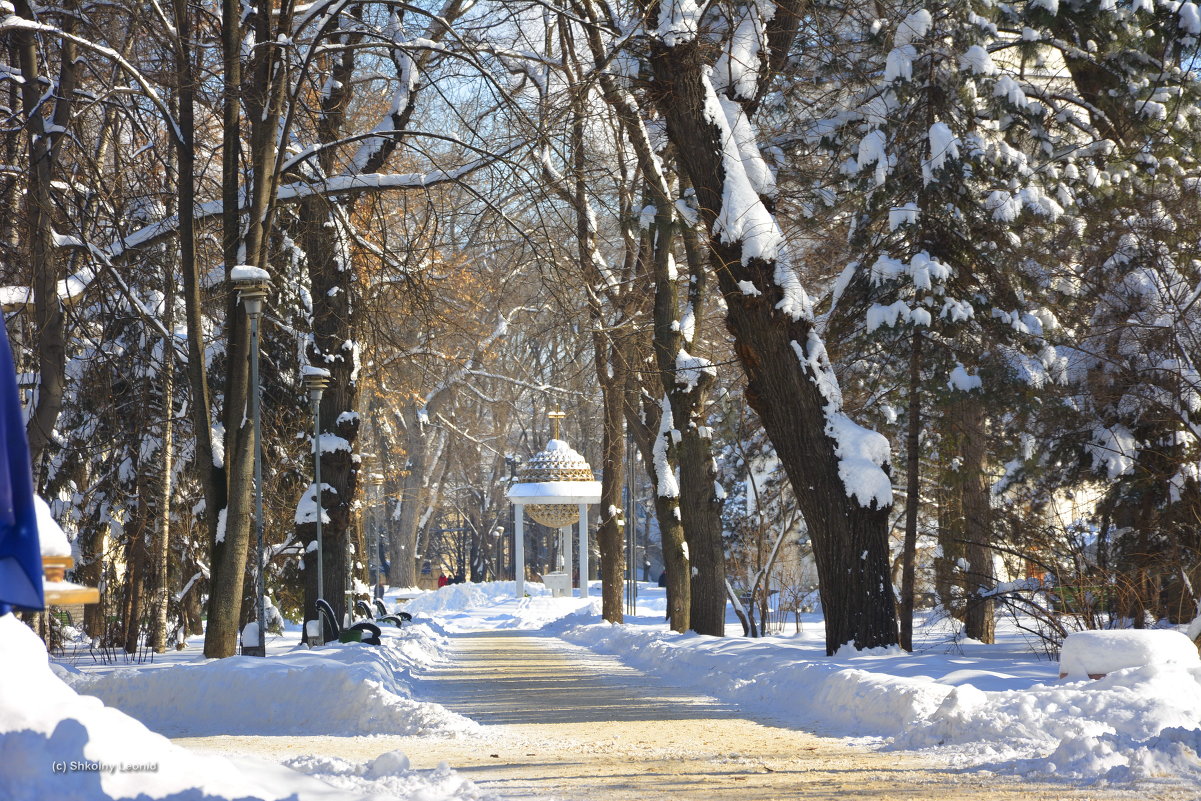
top-left (302, 366), bottom-right (330, 606)
top-left (232, 267), bottom-right (271, 657)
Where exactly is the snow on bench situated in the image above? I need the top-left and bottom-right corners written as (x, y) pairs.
top-left (1059, 629), bottom-right (1201, 679)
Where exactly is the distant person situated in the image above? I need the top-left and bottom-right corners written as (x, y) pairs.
top-left (437, 572), bottom-right (449, 588)
top-left (657, 570), bottom-right (667, 588)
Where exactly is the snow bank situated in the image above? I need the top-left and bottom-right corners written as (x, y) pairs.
top-left (560, 623), bottom-right (947, 737)
top-left (2, 614), bottom-right (498, 800)
top-left (406, 581), bottom-right (547, 614)
top-left (907, 663), bottom-right (1201, 781)
top-left (406, 581), bottom-right (598, 634)
top-left (283, 752), bottom-right (499, 800)
top-left (1058, 629), bottom-right (1200, 678)
top-left (561, 620), bottom-right (1201, 783)
top-left (59, 623), bottom-right (477, 737)
top-left (0, 613), bottom-right (337, 800)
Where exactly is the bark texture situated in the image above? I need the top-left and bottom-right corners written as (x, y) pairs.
top-left (14, 0), bottom-right (77, 479)
top-left (647, 35), bottom-right (897, 652)
top-left (899, 332), bottom-right (923, 651)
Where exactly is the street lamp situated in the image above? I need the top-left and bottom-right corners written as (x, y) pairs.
top-left (302, 367), bottom-right (330, 611)
top-left (504, 455), bottom-right (522, 581)
top-left (232, 266), bottom-right (271, 657)
top-left (362, 467), bottom-right (385, 595)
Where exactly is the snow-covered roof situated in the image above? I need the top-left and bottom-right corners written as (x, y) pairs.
top-left (507, 480), bottom-right (602, 504)
top-left (230, 265), bottom-right (271, 283)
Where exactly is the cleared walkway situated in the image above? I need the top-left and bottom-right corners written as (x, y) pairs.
top-left (176, 632), bottom-right (1186, 800)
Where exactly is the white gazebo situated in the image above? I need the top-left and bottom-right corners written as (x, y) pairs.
top-left (506, 413), bottom-right (601, 599)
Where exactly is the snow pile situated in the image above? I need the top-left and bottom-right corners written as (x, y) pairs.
top-left (284, 752), bottom-right (500, 800)
top-left (59, 623), bottom-right (477, 737)
top-left (906, 664), bottom-right (1201, 781)
top-left (0, 613), bottom-right (337, 800)
top-left (406, 581), bottom-right (598, 633)
top-left (1059, 629), bottom-right (1201, 678)
top-left (560, 623), bottom-right (946, 736)
top-left (656, 0), bottom-right (701, 47)
top-left (559, 618), bottom-right (1201, 783)
top-left (230, 265), bottom-right (271, 282)
top-left (826, 412), bottom-right (893, 508)
top-left (406, 580), bottom-right (547, 614)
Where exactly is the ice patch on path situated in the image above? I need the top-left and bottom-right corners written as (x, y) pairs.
top-left (59, 623), bottom-right (478, 737)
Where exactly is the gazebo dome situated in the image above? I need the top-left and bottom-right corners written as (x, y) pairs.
top-left (520, 439), bottom-right (595, 483)
top-left (519, 439), bottom-right (596, 527)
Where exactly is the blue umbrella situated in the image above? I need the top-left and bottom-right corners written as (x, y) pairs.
top-left (0, 317), bottom-right (42, 614)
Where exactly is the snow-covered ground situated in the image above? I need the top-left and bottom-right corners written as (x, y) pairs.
top-left (55, 620), bottom-right (475, 738)
top-left (1, 613), bottom-right (493, 800)
top-left (5, 580), bottom-right (1201, 800)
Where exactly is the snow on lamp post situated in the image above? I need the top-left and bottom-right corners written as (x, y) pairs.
top-left (302, 367), bottom-right (330, 605)
top-left (506, 411), bottom-right (600, 599)
top-left (232, 267), bottom-right (271, 657)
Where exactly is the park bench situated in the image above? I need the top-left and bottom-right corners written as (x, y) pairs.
top-left (314, 598), bottom-right (382, 645)
top-left (354, 599), bottom-right (411, 628)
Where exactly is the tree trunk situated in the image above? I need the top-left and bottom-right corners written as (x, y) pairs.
top-left (300, 196), bottom-right (360, 636)
top-left (150, 274), bottom-right (175, 653)
top-left (647, 35), bottom-right (898, 653)
top-left (899, 331), bottom-right (923, 651)
top-left (170, 0), bottom-right (225, 652)
top-left (205, 333), bottom-right (255, 657)
top-left (624, 376), bottom-right (690, 631)
top-left (956, 391), bottom-right (995, 643)
top-left (595, 352), bottom-right (627, 623)
top-left (389, 417), bottom-right (444, 586)
top-left (123, 524), bottom-right (147, 654)
top-left (14, 0), bottom-right (77, 480)
top-left (204, 0), bottom-right (254, 660)
top-left (655, 493), bottom-right (691, 633)
top-left (668, 218), bottom-right (726, 636)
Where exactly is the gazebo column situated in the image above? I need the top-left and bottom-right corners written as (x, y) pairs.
top-left (515, 504), bottom-right (525, 599)
top-left (562, 524), bottom-right (573, 594)
top-left (578, 503), bottom-right (589, 598)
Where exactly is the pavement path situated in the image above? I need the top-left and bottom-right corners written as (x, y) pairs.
top-left (175, 631), bottom-right (1192, 800)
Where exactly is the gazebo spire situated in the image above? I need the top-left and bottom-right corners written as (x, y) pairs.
top-left (548, 410), bottom-right (565, 440)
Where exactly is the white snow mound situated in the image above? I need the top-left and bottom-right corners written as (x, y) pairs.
top-left (0, 613), bottom-right (341, 800)
top-left (1059, 629), bottom-right (1200, 678)
top-left (59, 624), bottom-right (477, 737)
